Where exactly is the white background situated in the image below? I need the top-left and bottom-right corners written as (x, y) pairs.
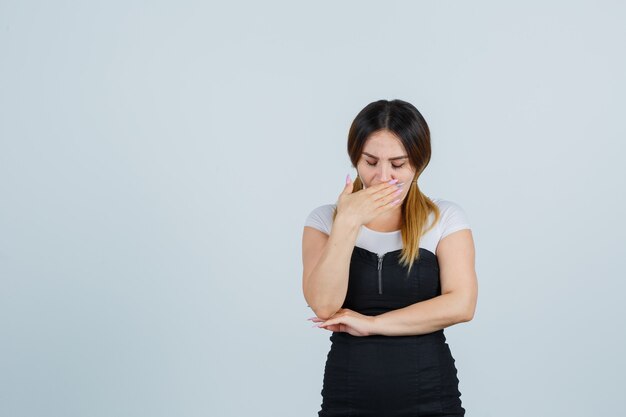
top-left (1, 1), bottom-right (625, 416)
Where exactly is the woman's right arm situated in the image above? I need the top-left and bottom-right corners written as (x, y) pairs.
top-left (302, 178), bottom-right (403, 320)
top-left (302, 214), bottom-right (361, 320)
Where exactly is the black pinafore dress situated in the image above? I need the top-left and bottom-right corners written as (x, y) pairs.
top-left (318, 246), bottom-right (465, 417)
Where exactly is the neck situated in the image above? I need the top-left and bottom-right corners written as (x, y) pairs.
top-left (365, 207), bottom-right (403, 231)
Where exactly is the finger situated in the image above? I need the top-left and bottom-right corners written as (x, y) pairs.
top-left (380, 195), bottom-right (403, 211)
top-left (372, 190), bottom-right (403, 212)
top-left (342, 174), bottom-right (354, 195)
top-left (371, 181), bottom-right (403, 202)
top-left (386, 187), bottom-right (404, 204)
top-left (317, 319), bottom-right (336, 328)
top-left (361, 179), bottom-right (395, 197)
top-left (377, 184), bottom-right (406, 208)
top-left (319, 322), bottom-right (341, 331)
top-left (325, 324), bottom-right (342, 332)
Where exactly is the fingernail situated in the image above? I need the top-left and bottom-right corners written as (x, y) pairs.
top-left (306, 317), bottom-right (316, 321)
top-left (346, 174), bottom-right (351, 184)
top-left (388, 179), bottom-right (398, 184)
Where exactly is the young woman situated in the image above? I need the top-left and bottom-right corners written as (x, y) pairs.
top-left (302, 99), bottom-right (478, 416)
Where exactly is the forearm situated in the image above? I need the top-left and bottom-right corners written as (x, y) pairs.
top-left (305, 216), bottom-right (361, 319)
top-left (372, 292), bottom-right (473, 336)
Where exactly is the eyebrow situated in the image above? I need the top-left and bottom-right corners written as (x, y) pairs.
top-left (362, 152), bottom-right (408, 161)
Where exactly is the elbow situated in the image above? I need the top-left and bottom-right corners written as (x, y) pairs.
top-left (304, 291), bottom-right (342, 320)
top-left (460, 304), bottom-right (476, 323)
top-left (315, 308), bottom-right (340, 321)
top-left (309, 304), bottom-right (340, 321)
top-left (444, 291), bottom-right (476, 323)
top-left (458, 289), bottom-right (477, 323)
top-left (303, 289), bottom-right (340, 320)
top-left (452, 296), bottom-right (476, 323)
top-left (461, 310), bottom-right (474, 323)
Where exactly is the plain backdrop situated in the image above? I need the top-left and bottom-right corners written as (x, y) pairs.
top-left (1, 1), bottom-right (625, 416)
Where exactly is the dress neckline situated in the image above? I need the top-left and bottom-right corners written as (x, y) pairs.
top-left (362, 225), bottom-right (401, 234)
top-left (353, 245), bottom-right (438, 263)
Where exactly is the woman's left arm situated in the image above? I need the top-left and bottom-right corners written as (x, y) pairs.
top-left (371, 229), bottom-right (478, 336)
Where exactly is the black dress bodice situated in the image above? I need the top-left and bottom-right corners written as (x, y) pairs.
top-left (342, 245), bottom-right (441, 317)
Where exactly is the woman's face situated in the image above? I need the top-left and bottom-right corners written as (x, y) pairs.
top-left (356, 130), bottom-right (416, 201)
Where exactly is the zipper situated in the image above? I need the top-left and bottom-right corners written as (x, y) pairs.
top-left (377, 253), bottom-right (384, 294)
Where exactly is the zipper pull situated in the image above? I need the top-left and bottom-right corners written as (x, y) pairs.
top-left (377, 254), bottom-right (384, 294)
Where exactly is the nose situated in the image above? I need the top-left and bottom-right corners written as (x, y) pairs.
top-left (377, 164), bottom-right (394, 182)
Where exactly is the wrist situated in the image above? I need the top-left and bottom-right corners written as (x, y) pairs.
top-left (334, 213), bottom-right (361, 232)
top-left (370, 314), bottom-right (384, 336)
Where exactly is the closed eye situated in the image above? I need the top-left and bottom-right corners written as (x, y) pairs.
top-left (366, 161), bottom-right (405, 169)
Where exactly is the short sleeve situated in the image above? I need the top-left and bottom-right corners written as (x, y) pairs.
top-left (303, 205), bottom-right (334, 235)
top-left (439, 200), bottom-right (471, 239)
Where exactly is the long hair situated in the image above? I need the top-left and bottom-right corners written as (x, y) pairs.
top-left (332, 99), bottom-right (440, 275)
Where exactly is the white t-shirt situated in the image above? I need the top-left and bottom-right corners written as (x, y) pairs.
top-left (303, 197), bottom-right (471, 256)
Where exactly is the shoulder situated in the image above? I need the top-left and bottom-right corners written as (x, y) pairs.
top-left (430, 197), bottom-right (466, 214)
top-left (303, 203), bottom-right (337, 235)
top-left (429, 197), bottom-right (471, 239)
